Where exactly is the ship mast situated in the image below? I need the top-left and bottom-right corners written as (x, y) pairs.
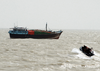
top-left (46, 23), bottom-right (47, 31)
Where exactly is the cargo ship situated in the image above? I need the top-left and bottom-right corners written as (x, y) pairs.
top-left (8, 24), bottom-right (63, 39)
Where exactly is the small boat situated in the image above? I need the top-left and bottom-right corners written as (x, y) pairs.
top-left (80, 45), bottom-right (94, 57)
top-left (8, 23), bottom-right (63, 39)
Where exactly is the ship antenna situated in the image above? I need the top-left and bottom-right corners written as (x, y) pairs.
top-left (14, 23), bottom-right (16, 28)
top-left (14, 23), bottom-right (15, 27)
top-left (46, 23), bottom-right (47, 31)
top-left (17, 21), bottom-right (18, 27)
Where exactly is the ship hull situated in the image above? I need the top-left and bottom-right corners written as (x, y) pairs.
top-left (8, 25), bottom-right (63, 39)
top-left (9, 33), bottom-right (62, 39)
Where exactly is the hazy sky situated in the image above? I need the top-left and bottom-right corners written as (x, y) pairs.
top-left (0, 0), bottom-right (100, 30)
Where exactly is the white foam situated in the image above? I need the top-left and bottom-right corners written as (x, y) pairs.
top-left (94, 51), bottom-right (100, 57)
top-left (71, 48), bottom-right (91, 59)
top-left (71, 48), bottom-right (81, 54)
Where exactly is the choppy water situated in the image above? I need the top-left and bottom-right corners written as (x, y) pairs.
top-left (0, 29), bottom-right (100, 71)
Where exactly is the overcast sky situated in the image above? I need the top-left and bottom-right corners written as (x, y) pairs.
top-left (0, 0), bottom-right (100, 30)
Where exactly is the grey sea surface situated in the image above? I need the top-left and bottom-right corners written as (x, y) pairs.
top-left (0, 29), bottom-right (100, 71)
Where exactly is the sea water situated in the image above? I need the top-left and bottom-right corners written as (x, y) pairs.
top-left (0, 29), bottom-right (100, 71)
